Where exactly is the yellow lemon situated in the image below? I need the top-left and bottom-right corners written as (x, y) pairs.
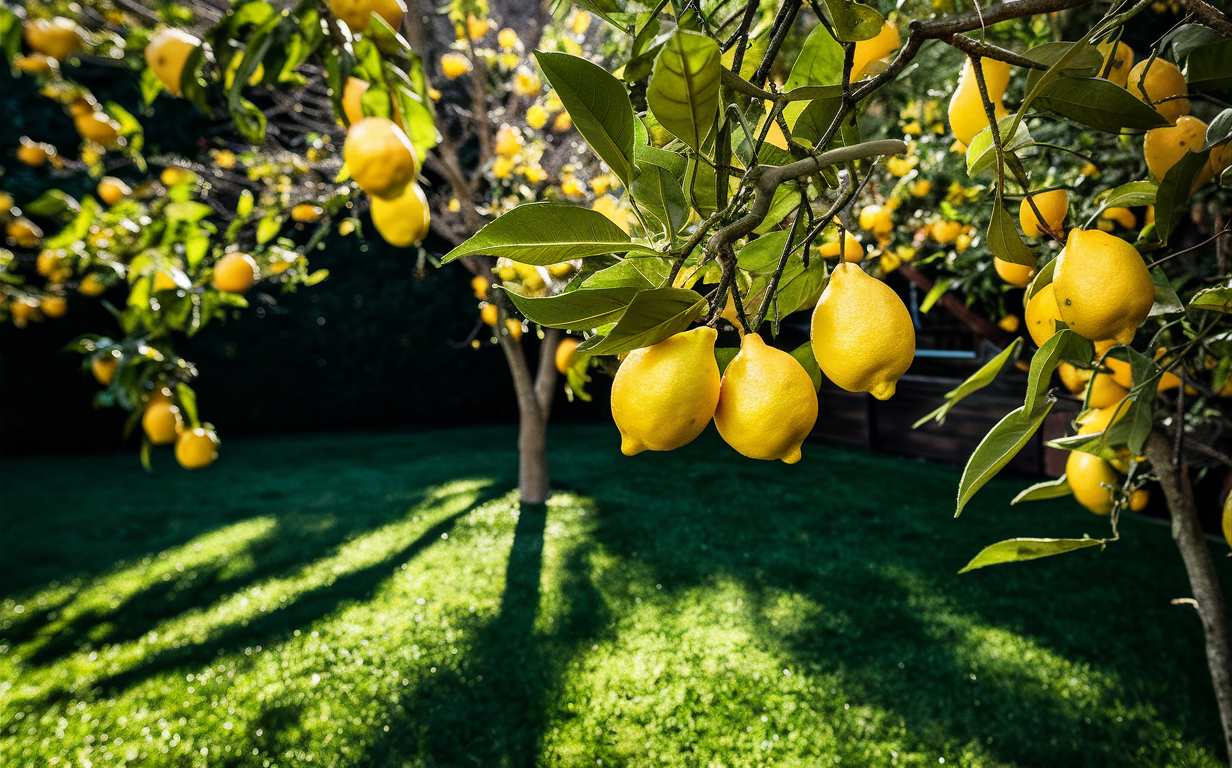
top-left (1057, 361), bottom-right (1091, 394)
top-left (556, 337), bottom-right (582, 374)
top-left (1018, 189), bottom-right (1068, 239)
top-left (17, 137), bottom-right (54, 167)
top-left (441, 52), bottom-right (473, 79)
top-left (23, 17), bottom-right (82, 61)
top-left (1130, 489), bottom-right (1149, 512)
top-left (713, 334), bottom-right (818, 463)
top-left (1066, 450), bottom-right (1117, 515)
top-left (1025, 283), bottom-right (1063, 347)
top-left (291, 204), bottom-right (324, 223)
top-left (810, 263), bottom-right (914, 400)
top-left (998, 315), bottom-right (1020, 333)
top-left (819, 231), bottom-right (863, 262)
top-left (97, 177), bottom-right (131, 206)
top-left (850, 21), bottom-right (900, 81)
top-left (40, 295), bottom-right (67, 318)
top-left (948, 56), bottom-right (1011, 146)
top-left (932, 219), bottom-right (962, 244)
top-left (480, 302), bottom-right (498, 326)
top-left (370, 181), bottom-right (430, 247)
top-left (79, 273), bottom-right (107, 296)
top-left (343, 117), bottom-right (418, 198)
top-left (7, 218), bottom-right (43, 248)
top-left (1143, 115), bottom-right (1207, 182)
top-left (143, 401), bottom-right (183, 445)
top-left (329, 0), bottom-right (405, 32)
top-left (92, 352), bottom-right (119, 385)
top-left (1100, 207), bottom-right (1137, 230)
top-left (1127, 58), bottom-right (1189, 124)
top-left (994, 257), bottom-right (1037, 288)
top-left (1053, 229), bottom-right (1153, 345)
top-left (213, 253), bottom-right (258, 294)
top-left (341, 76), bottom-right (370, 125)
top-left (1084, 369), bottom-right (1130, 409)
top-left (74, 111), bottom-right (120, 146)
top-left (175, 427), bottom-right (219, 469)
top-left (610, 327), bottom-right (721, 455)
top-left (1096, 41), bottom-right (1134, 87)
top-left (1076, 397), bottom-right (1129, 435)
top-left (145, 28), bottom-right (199, 96)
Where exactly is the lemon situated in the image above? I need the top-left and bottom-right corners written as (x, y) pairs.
top-left (343, 117), bottom-right (418, 198)
top-left (7, 219), bottom-right (43, 248)
top-left (480, 303), bottom-right (498, 326)
top-left (994, 257), bottom-right (1037, 287)
top-left (145, 28), bottom-right (199, 96)
top-left (1129, 489), bottom-right (1149, 512)
top-left (75, 111), bottom-right (120, 146)
top-left (143, 401), bottom-right (183, 445)
top-left (810, 263), bottom-right (914, 400)
top-left (556, 337), bottom-right (582, 374)
top-left (79, 274), bottom-right (107, 296)
top-left (932, 220), bottom-right (962, 244)
top-left (1100, 207), bottom-right (1137, 230)
top-left (153, 270), bottom-right (179, 292)
top-left (1096, 41), bottom-right (1134, 88)
top-left (441, 52), bottom-right (472, 79)
top-left (472, 276), bottom-right (489, 300)
top-left (23, 17), bottom-right (82, 62)
top-left (17, 137), bottom-right (53, 167)
top-left (1076, 397), bottom-right (1128, 435)
top-left (850, 21), bottom-right (900, 81)
top-left (371, 181), bottom-right (430, 247)
top-left (291, 204), bottom-right (324, 223)
top-left (213, 253), bottom-right (258, 294)
top-left (176, 427), bottom-right (219, 469)
top-left (998, 315), bottom-right (1020, 333)
top-left (610, 327), bottom-right (721, 455)
top-left (1127, 58), bottom-right (1189, 124)
top-left (1025, 283), bottom-right (1063, 347)
top-left (948, 57), bottom-right (1011, 146)
top-left (1143, 115), bottom-right (1207, 182)
top-left (97, 177), bottom-right (131, 206)
top-left (1057, 361), bottom-right (1091, 394)
top-left (1094, 340), bottom-right (1134, 388)
top-left (1084, 369), bottom-right (1130, 409)
top-left (40, 295), bottom-right (67, 318)
top-left (329, 0), bottom-right (405, 32)
top-left (819, 231), bottom-right (863, 262)
top-left (92, 352), bottom-right (119, 385)
top-left (341, 76), bottom-right (370, 125)
top-left (1053, 229), bottom-right (1153, 345)
top-left (1018, 189), bottom-right (1068, 239)
top-left (1066, 450), bottom-right (1117, 515)
top-left (713, 334), bottom-right (818, 463)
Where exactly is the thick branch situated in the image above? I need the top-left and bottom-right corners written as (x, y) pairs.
top-left (535, 328), bottom-right (563, 415)
top-left (1176, 0), bottom-right (1232, 37)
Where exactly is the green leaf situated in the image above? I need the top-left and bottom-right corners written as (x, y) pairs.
top-left (576, 287), bottom-right (708, 355)
top-left (1150, 266), bottom-right (1184, 316)
top-left (647, 30), bottom-right (721, 152)
top-left (501, 286), bottom-right (640, 330)
top-left (1021, 41), bottom-right (1102, 74)
top-left (716, 346), bottom-right (739, 376)
top-left (966, 116), bottom-right (1032, 177)
top-left (165, 201), bottom-right (214, 223)
top-left (1185, 40), bottom-right (1232, 91)
top-left (956, 402), bottom-right (1053, 517)
top-left (636, 143), bottom-right (688, 179)
top-left (1101, 181), bottom-right (1158, 209)
top-left (1153, 148), bottom-right (1211, 244)
top-left (791, 342), bottom-right (822, 392)
top-left (785, 24), bottom-right (844, 90)
top-left (816, 0), bottom-right (884, 43)
top-left (736, 230), bottom-right (793, 273)
top-left (256, 214), bottom-right (283, 244)
top-left (24, 189), bottom-right (80, 220)
top-left (441, 203), bottom-right (657, 264)
top-left (914, 338), bottom-right (1023, 427)
top-left (958, 537), bottom-right (1104, 574)
top-left (1034, 76), bottom-right (1170, 133)
top-left (754, 186), bottom-right (804, 234)
top-left (1026, 330), bottom-right (1091, 415)
top-left (535, 51), bottom-right (635, 187)
top-left (792, 97), bottom-right (860, 149)
top-left (774, 258), bottom-right (828, 317)
top-left (1190, 284), bottom-right (1232, 314)
top-left (919, 278), bottom-right (952, 314)
top-left (176, 383), bottom-right (200, 428)
top-left (986, 196), bottom-right (1035, 266)
top-left (581, 260), bottom-right (660, 290)
top-left (1012, 476), bottom-right (1072, 504)
top-left (1206, 109), bottom-right (1232, 150)
top-left (1046, 432), bottom-right (1123, 460)
top-left (631, 162), bottom-right (688, 238)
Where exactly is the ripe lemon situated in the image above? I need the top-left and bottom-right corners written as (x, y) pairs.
top-left (1143, 115), bottom-right (1207, 182)
top-left (472, 276), bottom-right (489, 300)
top-left (291, 204), bottom-right (324, 223)
top-left (948, 57), bottom-right (1011, 146)
top-left (7, 218), bottom-right (43, 248)
top-left (145, 28), bottom-right (199, 96)
top-left (1025, 283), bottom-right (1063, 347)
top-left (343, 117), bottom-right (418, 198)
top-left (153, 270), bottom-right (179, 292)
top-left (1057, 361), bottom-right (1091, 394)
top-left (610, 326), bottom-right (721, 455)
top-left (92, 352), bottom-right (119, 385)
top-left (480, 302), bottom-right (498, 326)
top-left (1095, 340), bottom-right (1133, 388)
top-left (213, 253), bottom-right (258, 294)
top-left (1077, 396), bottom-right (1129, 435)
top-left (1018, 189), bottom-right (1068, 239)
top-left (143, 401), bottom-right (183, 445)
top-left (713, 334), bottom-right (818, 463)
top-left (1096, 41), bottom-right (1134, 87)
top-left (40, 295), bottom-right (67, 318)
top-left (17, 137), bottom-right (53, 167)
top-left (329, 0), bottom-right (405, 33)
top-left (1127, 58), bottom-right (1189, 124)
top-left (556, 337), bottom-right (582, 374)
top-left (97, 177), bottom-right (131, 206)
top-left (1067, 450), bottom-right (1117, 515)
top-left (370, 181), bottom-right (430, 247)
top-left (810, 263), bottom-right (914, 400)
top-left (998, 315), bottom-right (1020, 333)
top-left (79, 273), bottom-right (107, 296)
top-left (819, 231), bottom-right (863, 262)
top-left (932, 220), bottom-right (962, 244)
top-left (1100, 207), bottom-right (1137, 230)
top-left (1084, 369), bottom-right (1130, 409)
top-left (850, 21), bottom-right (900, 81)
top-left (994, 257), bottom-right (1037, 287)
top-left (342, 77), bottom-right (370, 125)
top-left (1053, 229), bottom-right (1153, 345)
top-left (75, 111), bottom-right (120, 146)
top-left (23, 17), bottom-right (82, 61)
top-left (1130, 489), bottom-right (1149, 512)
top-left (176, 427), bottom-right (219, 469)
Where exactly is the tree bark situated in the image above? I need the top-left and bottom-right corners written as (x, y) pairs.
top-left (1144, 429), bottom-right (1232, 763)
top-left (495, 321), bottom-right (561, 504)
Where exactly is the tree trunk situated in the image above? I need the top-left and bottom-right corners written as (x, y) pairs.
top-left (496, 321), bottom-right (562, 505)
top-left (1144, 429), bottom-right (1232, 763)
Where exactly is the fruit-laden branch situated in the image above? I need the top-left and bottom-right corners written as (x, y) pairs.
top-left (706, 139), bottom-right (908, 254)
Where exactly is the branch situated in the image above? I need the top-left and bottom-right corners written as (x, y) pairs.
top-left (1175, 0), bottom-right (1232, 37)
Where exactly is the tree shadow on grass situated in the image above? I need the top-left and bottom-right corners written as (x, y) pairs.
top-left (363, 500), bottom-right (609, 767)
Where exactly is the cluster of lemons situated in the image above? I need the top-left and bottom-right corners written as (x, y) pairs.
top-left (469, 259), bottom-right (575, 343)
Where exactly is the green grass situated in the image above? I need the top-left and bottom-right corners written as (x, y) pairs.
top-left (0, 424), bottom-right (1226, 767)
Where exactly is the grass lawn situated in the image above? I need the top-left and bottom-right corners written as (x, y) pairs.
top-left (0, 424), bottom-right (1227, 767)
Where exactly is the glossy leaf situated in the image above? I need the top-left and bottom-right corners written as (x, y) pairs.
top-left (791, 342), bottom-right (823, 392)
top-left (784, 24), bottom-right (844, 90)
top-left (1034, 76), bottom-right (1169, 133)
top-left (1012, 476), bottom-right (1072, 504)
top-left (966, 117), bottom-right (1032, 177)
top-left (1189, 285), bottom-right (1232, 314)
top-left (956, 402), bottom-right (1053, 517)
top-left (1026, 330), bottom-right (1091, 414)
top-left (816, 0), bottom-right (884, 43)
top-left (792, 97), bottom-right (861, 149)
top-left (1022, 42), bottom-right (1102, 74)
top-left (914, 338), bottom-right (1023, 427)
top-left (1185, 40), bottom-right (1232, 91)
top-left (632, 162), bottom-right (688, 238)
top-left (1153, 149), bottom-right (1211, 243)
top-left (501, 286), bottom-right (640, 330)
top-left (1045, 432), bottom-right (1123, 460)
top-left (958, 537), bottom-right (1104, 574)
top-left (441, 203), bottom-right (657, 264)
top-left (1150, 266), bottom-right (1184, 316)
top-left (647, 30), bottom-right (721, 152)
top-left (535, 51), bottom-right (635, 186)
top-left (1206, 109), bottom-right (1232, 150)
top-left (986, 196), bottom-right (1035, 266)
top-left (577, 287), bottom-right (708, 355)
top-left (1101, 181), bottom-right (1157, 209)
top-left (581, 260), bottom-right (662, 290)
top-left (736, 230), bottom-right (793, 273)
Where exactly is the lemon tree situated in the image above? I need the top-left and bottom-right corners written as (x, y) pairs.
top-left (436, 0), bottom-right (1232, 755)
